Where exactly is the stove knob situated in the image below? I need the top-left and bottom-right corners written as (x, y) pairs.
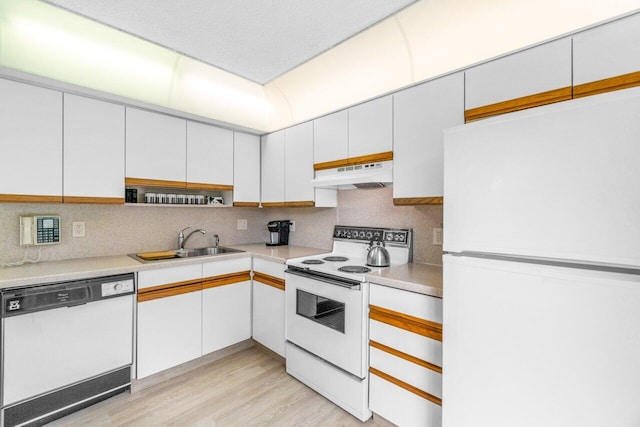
top-left (366, 231), bottom-right (373, 239)
top-left (346, 231), bottom-right (351, 238)
top-left (386, 234), bottom-right (393, 241)
top-left (359, 231), bottom-right (365, 238)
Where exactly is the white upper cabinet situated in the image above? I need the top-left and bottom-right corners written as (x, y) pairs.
top-left (393, 73), bottom-right (464, 202)
top-left (348, 95), bottom-right (393, 158)
top-left (261, 130), bottom-right (285, 204)
top-left (233, 132), bottom-right (260, 205)
top-left (573, 13), bottom-right (640, 93)
top-left (0, 78), bottom-right (62, 201)
top-left (285, 122), bottom-right (315, 203)
top-left (63, 94), bottom-right (125, 202)
top-left (186, 121), bottom-right (233, 187)
top-left (125, 108), bottom-right (186, 182)
top-left (313, 110), bottom-right (348, 165)
top-left (465, 38), bottom-right (572, 121)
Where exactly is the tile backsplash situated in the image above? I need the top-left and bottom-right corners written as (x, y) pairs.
top-left (0, 187), bottom-right (443, 265)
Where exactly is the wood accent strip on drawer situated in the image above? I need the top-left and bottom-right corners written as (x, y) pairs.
top-left (313, 151), bottom-right (394, 171)
top-left (125, 177), bottom-right (186, 189)
top-left (370, 367), bottom-right (442, 406)
top-left (464, 86), bottom-right (572, 122)
top-left (0, 194), bottom-right (63, 203)
top-left (233, 201), bottom-right (260, 208)
top-left (202, 271), bottom-right (252, 290)
top-left (185, 182), bottom-right (234, 191)
top-left (137, 278), bottom-right (202, 302)
top-left (261, 202), bottom-right (288, 208)
top-left (370, 340), bottom-right (442, 374)
top-left (393, 197), bottom-right (443, 206)
top-left (63, 196), bottom-right (125, 204)
top-left (253, 272), bottom-right (285, 291)
top-left (573, 71), bottom-right (640, 99)
top-left (370, 305), bottom-right (442, 342)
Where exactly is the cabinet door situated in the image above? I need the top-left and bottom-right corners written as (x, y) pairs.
top-left (260, 130), bottom-right (285, 205)
top-left (137, 291), bottom-right (202, 379)
top-left (465, 38), bottom-right (572, 121)
top-left (573, 13), bottom-right (640, 97)
top-left (393, 73), bottom-right (464, 202)
top-left (233, 132), bottom-right (260, 206)
top-left (252, 258), bottom-right (285, 357)
top-left (63, 94), bottom-right (125, 203)
top-left (313, 110), bottom-right (348, 165)
top-left (186, 121), bottom-right (233, 187)
top-left (0, 78), bottom-right (62, 201)
top-left (202, 258), bottom-right (252, 354)
top-left (125, 108), bottom-right (186, 183)
top-left (348, 95), bottom-right (392, 159)
top-left (284, 122), bottom-right (314, 204)
top-left (252, 281), bottom-right (285, 357)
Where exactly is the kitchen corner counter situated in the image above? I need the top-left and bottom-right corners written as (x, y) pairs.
top-left (227, 243), bottom-right (328, 263)
top-left (366, 263), bottom-right (443, 298)
top-left (0, 255), bottom-right (143, 289)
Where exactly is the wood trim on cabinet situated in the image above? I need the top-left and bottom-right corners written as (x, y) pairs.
top-left (313, 151), bottom-right (394, 171)
top-left (185, 182), bottom-right (234, 191)
top-left (370, 340), bottom-right (442, 374)
top-left (573, 71), bottom-right (640, 99)
top-left (369, 305), bottom-right (442, 342)
top-left (393, 197), bottom-right (443, 206)
top-left (233, 202), bottom-right (260, 208)
top-left (370, 367), bottom-right (442, 406)
top-left (63, 196), bottom-right (125, 204)
top-left (260, 202), bottom-right (288, 208)
top-left (253, 272), bottom-right (285, 291)
top-left (286, 201), bottom-right (315, 208)
top-left (464, 86), bottom-right (572, 122)
top-left (125, 177), bottom-right (186, 189)
top-left (0, 194), bottom-right (63, 203)
top-left (202, 271), bottom-right (252, 290)
top-left (137, 278), bottom-right (202, 302)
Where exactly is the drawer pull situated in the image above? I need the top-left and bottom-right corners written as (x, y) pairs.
top-left (370, 367), bottom-right (441, 406)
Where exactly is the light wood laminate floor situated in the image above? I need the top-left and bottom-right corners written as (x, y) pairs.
top-left (48, 347), bottom-right (381, 426)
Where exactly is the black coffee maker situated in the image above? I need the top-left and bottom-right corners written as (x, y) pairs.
top-left (267, 220), bottom-right (291, 246)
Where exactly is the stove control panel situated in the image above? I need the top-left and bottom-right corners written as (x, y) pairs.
top-left (333, 226), bottom-right (411, 247)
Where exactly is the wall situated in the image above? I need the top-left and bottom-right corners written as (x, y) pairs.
top-left (265, 186), bottom-right (443, 265)
top-left (0, 187), bottom-right (443, 266)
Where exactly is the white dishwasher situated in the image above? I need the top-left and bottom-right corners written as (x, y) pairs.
top-left (1, 273), bottom-right (135, 427)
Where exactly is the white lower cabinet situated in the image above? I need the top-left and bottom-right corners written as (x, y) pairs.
top-left (202, 258), bottom-right (252, 354)
top-left (252, 258), bottom-right (286, 357)
top-left (369, 283), bottom-right (443, 427)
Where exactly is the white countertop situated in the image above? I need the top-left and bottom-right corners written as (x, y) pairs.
top-left (0, 244), bottom-right (443, 296)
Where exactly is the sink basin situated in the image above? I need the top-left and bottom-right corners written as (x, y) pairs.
top-left (175, 246), bottom-right (242, 257)
top-left (131, 246), bottom-right (243, 263)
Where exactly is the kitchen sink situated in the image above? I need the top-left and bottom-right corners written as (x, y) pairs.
top-left (130, 246), bottom-right (243, 263)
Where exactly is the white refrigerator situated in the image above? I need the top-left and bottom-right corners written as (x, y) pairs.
top-left (442, 87), bottom-right (640, 427)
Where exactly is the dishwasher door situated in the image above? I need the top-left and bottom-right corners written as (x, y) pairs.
top-left (2, 291), bottom-right (134, 407)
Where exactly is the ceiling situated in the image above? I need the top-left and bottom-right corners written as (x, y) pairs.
top-left (41, 0), bottom-right (417, 84)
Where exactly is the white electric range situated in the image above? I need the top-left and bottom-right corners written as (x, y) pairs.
top-left (284, 225), bottom-right (412, 422)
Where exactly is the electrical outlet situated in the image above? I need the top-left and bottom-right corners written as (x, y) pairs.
top-left (237, 219), bottom-right (247, 230)
top-left (73, 221), bottom-right (85, 238)
top-left (433, 228), bottom-right (443, 246)
top-left (290, 221), bottom-right (296, 232)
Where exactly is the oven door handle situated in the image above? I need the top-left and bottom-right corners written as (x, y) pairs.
top-left (285, 267), bottom-right (361, 290)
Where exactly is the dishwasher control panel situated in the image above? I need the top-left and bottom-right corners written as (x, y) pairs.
top-left (101, 279), bottom-right (135, 297)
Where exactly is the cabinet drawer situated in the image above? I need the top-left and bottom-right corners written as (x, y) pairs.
top-left (253, 258), bottom-right (285, 279)
top-left (370, 283), bottom-right (442, 323)
top-left (138, 264), bottom-right (202, 289)
top-left (370, 346), bottom-right (441, 399)
top-left (370, 319), bottom-right (442, 367)
top-left (370, 373), bottom-right (441, 427)
top-left (202, 257), bottom-right (251, 277)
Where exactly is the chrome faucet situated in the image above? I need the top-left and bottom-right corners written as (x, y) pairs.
top-left (213, 234), bottom-right (220, 248)
top-left (178, 227), bottom-right (206, 249)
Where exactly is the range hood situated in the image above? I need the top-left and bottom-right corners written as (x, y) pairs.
top-left (311, 161), bottom-right (392, 190)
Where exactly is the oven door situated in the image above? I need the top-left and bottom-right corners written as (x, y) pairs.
top-left (285, 268), bottom-right (367, 378)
